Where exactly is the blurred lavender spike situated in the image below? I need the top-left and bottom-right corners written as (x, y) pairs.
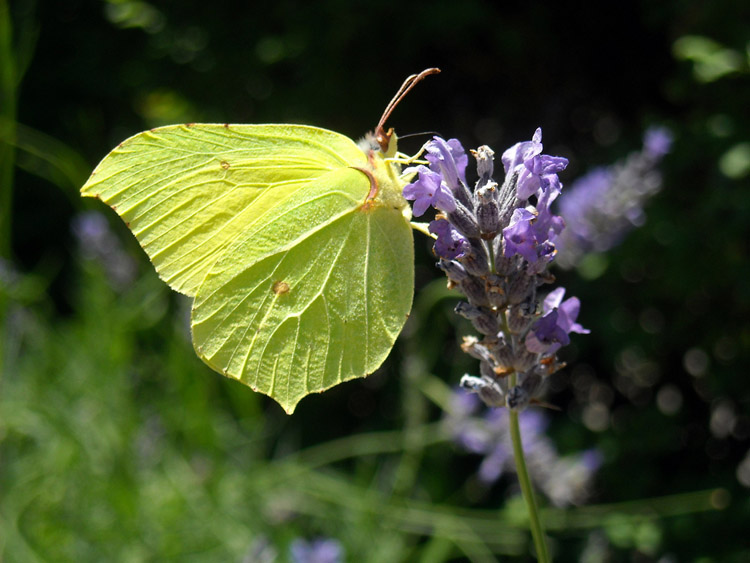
top-left (444, 390), bottom-right (602, 506)
top-left (555, 126), bottom-right (673, 269)
top-left (290, 537), bottom-right (344, 563)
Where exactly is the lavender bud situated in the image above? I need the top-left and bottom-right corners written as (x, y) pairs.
top-left (520, 370), bottom-right (543, 398)
top-left (460, 238), bottom-right (490, 276)
top-left (453, 180), bottom-right (475, 210)
top-left (479, 359), bottom-right (497, 379)
top-left (507, 304), bottom-right (533, 334)
top-left (507, 371), bottom-right (544, 410)
top-left (455, 302), bottom-right (499, 336)
top-left (506, 272), bottom-right (535, 304)
top-left (476, 182), bottom-right (501, 239)
top-left (447, 201), bottom-right (480, 239)
top-left (535, 356), bottom-right (566, 377)
top-left (506, 385), bottom-right (530, 411)
top-left (459, 276), bottom-right (490, 307)
top-left (518, 296), bottom-right (537, 316)
top-left (473, 145), bottom-right (495, 182)
top-left (489, 338), bottom-right (515, 370)
top-left (536, 270), bottom-right (556, 286)
top-left (461, 336), bottom-right (494, 363)
top-left (436, 259), bottom-right (468, 283)
top-left (485, 274), bottom-right (507, 309)
top-left (493, 249), bottom-right (517, 277)
top-left (460, 374), bottom-right (506, 408)
top-left (512, 349), bottom-right (538, 372)
top-left (472, 314), bottom-right (500, 337)
top-left (498, 168), bottom-right (521, 224)
top-left (454, 301), bottom-right (481, 320)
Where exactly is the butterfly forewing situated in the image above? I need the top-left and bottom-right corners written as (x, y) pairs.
top-left (81, 124), bottom-right (369, 296)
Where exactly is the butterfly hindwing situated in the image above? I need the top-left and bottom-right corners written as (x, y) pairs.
top-left (191, 166), bottom-right (413, 413)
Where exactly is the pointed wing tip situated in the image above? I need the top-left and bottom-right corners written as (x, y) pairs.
top-left (80, 178), bottom-right (98, 198)
top-left (195, 351), bottom-right (302, 414)
top-left (279, 401), bottom-right (298, 415)
top-left (80, 188), bottom-right (100, 199)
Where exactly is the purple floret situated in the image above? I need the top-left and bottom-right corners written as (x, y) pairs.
top-left (525, 288), bottom-right (589, 354)
top-left (429, 218), bottom-right (470, 259)
top-left (403, 165), bottom-right (457, 216)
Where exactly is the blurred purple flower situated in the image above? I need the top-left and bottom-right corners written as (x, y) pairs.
top-left (555, 126), bottom-right (672, 269)
top-left (444, 389), bottom-right (601, 506)
top-left (71, 211), bottom-right (136, 289)
top-left (643, 126), bottom-right (673, 159)
top-left (290, 538), bottom-right (344, 563)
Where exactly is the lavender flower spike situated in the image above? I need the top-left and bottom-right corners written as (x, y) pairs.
top-left (555, 125), bottom-right (673, 268)
top-left (402, 129), bottom-right (587, 410)
top-left (444, 393), bottom-right (602, 506)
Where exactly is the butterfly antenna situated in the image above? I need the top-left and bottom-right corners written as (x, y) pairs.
top-left (376, 68), bottom-right (440, 152)
top-left (397, 131), bottom-right (442, 140)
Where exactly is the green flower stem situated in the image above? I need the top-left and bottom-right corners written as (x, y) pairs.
top-left (508, 388), bottom-right (551, 562)
top-left (493, 238), bottom-right (549, 560)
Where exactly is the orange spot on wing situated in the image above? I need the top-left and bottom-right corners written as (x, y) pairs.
top-left (272, 280), bottom-right (290, 295)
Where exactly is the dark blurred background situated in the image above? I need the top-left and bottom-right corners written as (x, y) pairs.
top-left (2, 0), bottom-right (749, 561)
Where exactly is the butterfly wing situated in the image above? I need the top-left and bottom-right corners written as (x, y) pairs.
top-left (81, 124), bottom-right (370, 296)
top-left (192, 166), bottom-right (413, 413)
top-left (81, 123), bottom-right (414, 412)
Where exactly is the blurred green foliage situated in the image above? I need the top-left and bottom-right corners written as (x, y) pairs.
top-left (2, 0), bottom-right (749, 561)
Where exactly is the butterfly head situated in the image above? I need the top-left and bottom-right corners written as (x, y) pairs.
top-left (358, 128), bottom-right (398, 159)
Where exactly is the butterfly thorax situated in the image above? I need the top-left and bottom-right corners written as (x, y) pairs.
top-left (356, 132), bottom-right (412, 221)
